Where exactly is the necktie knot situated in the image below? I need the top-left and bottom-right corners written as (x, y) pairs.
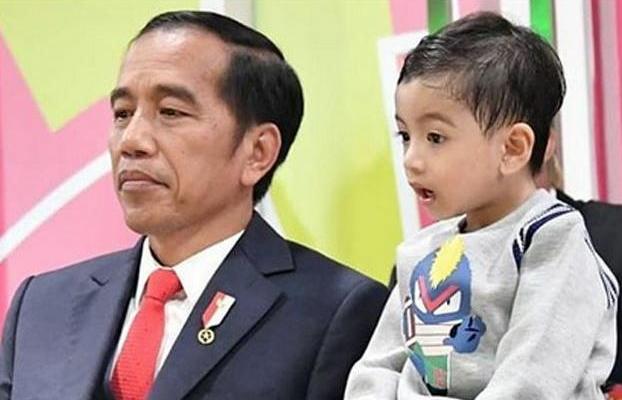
top-left (144, 269), bottom-right (181, 303)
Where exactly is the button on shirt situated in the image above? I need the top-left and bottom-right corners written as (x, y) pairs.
top-left (111, 231), bottom-right (244, 378)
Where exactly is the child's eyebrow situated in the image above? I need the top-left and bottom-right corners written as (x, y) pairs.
top-left (418, 111), bottom-right (457, 128)
top-left (394, 114), bottom-right (406, 125)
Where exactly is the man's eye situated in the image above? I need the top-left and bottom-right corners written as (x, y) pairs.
top-left (113, 109), bottom-right (132, 122)
top-left (160, 108), bottom-right (186, 118)
top-left (396, 130), bottom-right (410, 143)
top-left (427, 132), bottom-right (444, 144)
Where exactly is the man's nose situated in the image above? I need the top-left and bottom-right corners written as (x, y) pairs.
top-left (118, 112), bottom-right (157, 158)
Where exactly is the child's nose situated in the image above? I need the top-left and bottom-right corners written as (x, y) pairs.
top-left (403, 144), bottom-right (425, 174)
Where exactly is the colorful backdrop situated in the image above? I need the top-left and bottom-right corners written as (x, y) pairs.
top-left (1, 0), bottom-right (620, 322)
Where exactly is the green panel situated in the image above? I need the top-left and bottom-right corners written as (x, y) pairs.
top-left (428, 0), bottom-right (451, 33)
top-left (255, 0), bottom-right (402, 283)
top-left (0, 0), bottom-right (198, 130)
top-left (530, 0), bottom-right (554, 43)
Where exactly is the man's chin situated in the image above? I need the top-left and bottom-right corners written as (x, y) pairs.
top-left (123, 213), bottom-right (157, 236)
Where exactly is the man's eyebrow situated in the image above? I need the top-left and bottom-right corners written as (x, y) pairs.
top-left (110, 87), bottom-right (132, 106)
top-left (109, 84), bottom-right (199, 107)
top-left (153, 84), bottom-right (198, 107)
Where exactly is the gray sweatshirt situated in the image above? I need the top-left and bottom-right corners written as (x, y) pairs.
top-left (345, 190), bottom-right (618, 399)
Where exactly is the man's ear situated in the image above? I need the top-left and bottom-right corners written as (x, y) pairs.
top-left (240, 122), bottom-right (281, 187)
top-left (500, 122), bottom-right (535, 175)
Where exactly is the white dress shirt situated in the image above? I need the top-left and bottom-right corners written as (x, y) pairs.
top-left (110, 231), bottom-right (244, 378)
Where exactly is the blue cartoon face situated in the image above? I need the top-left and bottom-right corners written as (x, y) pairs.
top-left (410, 251), bottom-right (471, 324)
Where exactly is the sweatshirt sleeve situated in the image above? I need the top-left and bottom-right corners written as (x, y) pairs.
top-left (344, 287), bottom-right (409, 399)
top-left (476, 212), bottom-right (618, 399)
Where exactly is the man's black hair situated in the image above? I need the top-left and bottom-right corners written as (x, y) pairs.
top-left (136, 10), bottom-right (304, 202)
top-left (398, 12), bottom-right (566, 173)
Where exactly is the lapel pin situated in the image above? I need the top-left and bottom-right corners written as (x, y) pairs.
top-left (198, 291), bottom-right (236, 345)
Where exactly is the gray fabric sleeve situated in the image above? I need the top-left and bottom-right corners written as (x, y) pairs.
top-left (344, 287), bottom-right (408, 399)
top-left (476, 216), bottom-right (616, 399)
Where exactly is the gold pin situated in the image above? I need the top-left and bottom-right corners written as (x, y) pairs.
top-left (197, 328), bottom-right (215, 345)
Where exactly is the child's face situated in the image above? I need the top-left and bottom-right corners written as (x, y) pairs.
top-left (395, 78), bottom-right (509, 230)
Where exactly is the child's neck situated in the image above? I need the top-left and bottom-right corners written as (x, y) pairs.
top-left (462, 178), bottom-right (537, 233)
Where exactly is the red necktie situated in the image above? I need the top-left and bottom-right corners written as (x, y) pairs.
top-left (110, 268), bottom-right (182, 400)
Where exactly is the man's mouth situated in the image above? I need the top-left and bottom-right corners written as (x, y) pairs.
top-left (118, 170), bottom-right (166, 191)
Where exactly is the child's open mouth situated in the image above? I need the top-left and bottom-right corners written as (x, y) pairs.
top-left (414, 187), bottom-right (435, 203)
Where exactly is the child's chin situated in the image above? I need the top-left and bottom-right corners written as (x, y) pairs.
top-left (428, 209), bottom-right (460, 222)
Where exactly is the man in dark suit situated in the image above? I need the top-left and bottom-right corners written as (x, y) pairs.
top-left (0, 11), bottom-right (388, 400)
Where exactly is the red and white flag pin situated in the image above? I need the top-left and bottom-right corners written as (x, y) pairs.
top-left (197, 291), bottom-right (236, 345)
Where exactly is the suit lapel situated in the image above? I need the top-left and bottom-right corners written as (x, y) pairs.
top-left (149, 213), bottom-right (293, 400)
top-left (62, 240), bottom-right (141, 399)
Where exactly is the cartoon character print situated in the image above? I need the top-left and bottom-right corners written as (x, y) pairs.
top-left (402, 236), bottom-right (486, 393)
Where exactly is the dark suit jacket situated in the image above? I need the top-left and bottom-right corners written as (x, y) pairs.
top-left (0, 213), bottom-right (388, 399)
top-left (556, 190), bottom-right (622, 385)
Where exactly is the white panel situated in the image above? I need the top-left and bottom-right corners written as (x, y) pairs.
top-left (200, 0), bottom-right (253, 26)
top-left (499, 0), bottom-right (531, 26)
top-left (451, 0), bottom-right (461, 21)
top-left (377, 31), bottom-right (428, 239)
top-left (200, 0), bottom-right (226, 14)
top-left (554, 0), bottom-right (596, 199)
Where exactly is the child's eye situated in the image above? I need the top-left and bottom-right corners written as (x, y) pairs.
top-left (427, 132), bottom-right (445, 144)
top-left (396, 130), bottom-right (410, 143)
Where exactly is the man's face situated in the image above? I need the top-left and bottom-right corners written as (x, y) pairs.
top-left (109, 28), bottom-right (250, 242)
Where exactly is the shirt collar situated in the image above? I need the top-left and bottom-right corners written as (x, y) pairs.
top-left (135, 231), bottom-right (244, 307)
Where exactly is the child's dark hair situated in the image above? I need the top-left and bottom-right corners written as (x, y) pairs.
top-left (398, 12), bottom-right (566, 174)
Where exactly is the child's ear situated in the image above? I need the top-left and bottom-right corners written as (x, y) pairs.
top-left (240, 122), bottom-right (281, 187)
top-left (500, 122), bottom-right (534, 175)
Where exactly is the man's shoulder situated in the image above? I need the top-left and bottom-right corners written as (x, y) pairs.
top-left (285, 240), bottom-right (377, 279)
top-left (282, 239), bottom-right (387, 297)
top-left (30, 244), bottom-right (139, 284)
top-left (285, 240), bottom-right (346, 269)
